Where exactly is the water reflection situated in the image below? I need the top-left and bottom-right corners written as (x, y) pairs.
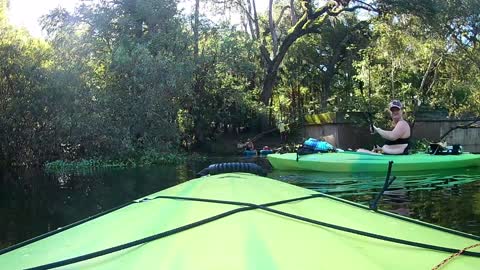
top-left (0, 164), bottom-right (203, 249)
top-left (268, 167), bottom-right (480, 235)
top-left (1, 159), bottom-right (479, 250)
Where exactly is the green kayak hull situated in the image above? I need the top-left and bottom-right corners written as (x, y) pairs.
top-left (268, 152), bottom-right (480, 172)
top-left (1, 173), bottom-right (479, 269)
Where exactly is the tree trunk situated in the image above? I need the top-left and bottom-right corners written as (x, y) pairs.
top-left (245, 0), bottom-right (256, 38)
top-left (261, 69), bottom-right (277, 106)
top-left (268, 0), bottom-right (278, 54)
top-left (390, 60), bottom-right (395, 97)
top-left (193, 0), bottom-right (200, 59)
top-left (321, 78), bottom-right (332, 110)
top-left (255, 2), bottom-right (372, 119)
top-left (260, 29), bottom-right (305, 105)
top-left (191, 0), bottom-right (206, 143)
top-left (251, 0), bottom-right (260, 38)
top-left (259, 2), bottom-right (346, 106)
top-left (290, 0), bottom-right (297, 25)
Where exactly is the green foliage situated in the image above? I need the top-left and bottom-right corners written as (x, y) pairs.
top-left (183, 25), bottom-right (263, 146)
top-left (353, 12), bottom-right (480, 122)
top-left (44, 159), bottom-right (124, 172)
top-left (410, 138), bottom-right (431, 153)
top-left (0, 16), bottom-right (64, 165)
top-left (276, 14), bottom-right (370, 122)
top-left (44, 150), bottom-right (207, 173)
top-left (0, 0), bottom-right (197, 166)
top-left (0, 0), bottom-right (7, 23)
top-left (40, 0), bottom-right (192, 160)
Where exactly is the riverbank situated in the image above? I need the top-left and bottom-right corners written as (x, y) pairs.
top-left (44, 150), bottom-right (208, 173)
top-left (42, 130), bottom-right (290, 172)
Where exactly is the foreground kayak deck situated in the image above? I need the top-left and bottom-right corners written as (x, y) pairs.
top-left (1, 173), bottom-right (479, 269)
top-left (268, 152), bottom-right (480, 172)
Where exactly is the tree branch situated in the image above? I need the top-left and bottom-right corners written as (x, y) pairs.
top-left (290, 0), bottom-right (298, 25)
top-left (251, 0), bottom-right (260, 40)
top-left (245, 0), bottom-right (257, 39)
top-left (439, 118), bottom-right (480, 141)
top-left (327, 4), bottom-right (376, 16)
top-left (276, 5), bottom-right (291, 27)
top-left (268, 0), bottom-right (278, 54)
top-left (355, 0), bottom-right (380, 12)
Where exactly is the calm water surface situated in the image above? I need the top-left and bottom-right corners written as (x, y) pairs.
top-left (1, 157), bottom-right (480, 249)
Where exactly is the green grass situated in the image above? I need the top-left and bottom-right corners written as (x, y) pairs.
top-left (44, 151), bottom-right (207, 173)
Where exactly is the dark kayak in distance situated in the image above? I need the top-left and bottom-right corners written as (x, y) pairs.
top-left (1, 173), bottom-right (479, 269)
top-left (268, 152), bottom-right (480, 172)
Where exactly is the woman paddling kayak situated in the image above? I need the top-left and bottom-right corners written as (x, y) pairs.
top-left (358, 100), bottom-right (411, 155)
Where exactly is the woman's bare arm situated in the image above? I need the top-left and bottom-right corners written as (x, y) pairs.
top-left (374, 121), bottom-right (409, 141)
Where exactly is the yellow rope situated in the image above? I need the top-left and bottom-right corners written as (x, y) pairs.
top-left (432, 243), bottom-right (480, 270)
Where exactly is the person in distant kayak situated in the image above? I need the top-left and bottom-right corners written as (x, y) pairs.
top-left (245, 140), bottom-right (255, 151)
top-left (277, 121), bottom-right (288, 142)
top-left (237, 139), bottom-right (255, 151)
top-left (358, 100), bottom-right (411, 155)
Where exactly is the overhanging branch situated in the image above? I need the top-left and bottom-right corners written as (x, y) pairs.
top-left (276, 6), bottom-right (291, 27)
top-left (439, 118), bottom-right (480, 141)
top-left (327, 4), bottom-right (376, 16)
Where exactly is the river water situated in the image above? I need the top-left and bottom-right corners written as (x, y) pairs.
top-left (1, 156), bottom-right (479, 249)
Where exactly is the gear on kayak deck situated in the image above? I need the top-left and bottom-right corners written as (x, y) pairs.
top-left (196, 162), bottom-right (267, 177)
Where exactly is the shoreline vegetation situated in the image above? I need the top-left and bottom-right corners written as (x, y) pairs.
top-left (40, 137), bottom-right (473, 173)
top-left (44, 151), bottom-right (208, 173)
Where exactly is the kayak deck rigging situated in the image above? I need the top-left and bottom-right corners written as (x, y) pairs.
top-left (1, 173), bottom-right (479, 270)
